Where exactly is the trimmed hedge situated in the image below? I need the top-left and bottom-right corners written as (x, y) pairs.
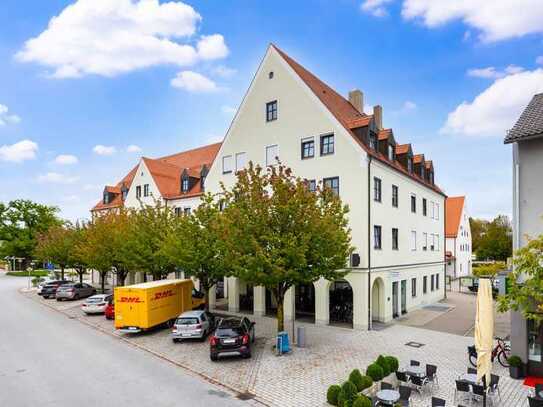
top-left (359, 375), bottom-right (373, 391)
top-left (376, 355), bottom-right (390, 376)
top-left (327, 384), bottom-right (342, 406)
top-left (352, 395), bottom-right (372, 407)
top-left (338, 381), bottom-right (358, 407)
top-left (366, 363), bottom-right (384, 382)
top-left (348, 369), bottom-right (364, 392)
top-left (385, 356), bottom-right (399, 372)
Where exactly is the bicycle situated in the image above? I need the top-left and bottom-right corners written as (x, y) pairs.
top-left (468, 337), bottom-right (511, 368)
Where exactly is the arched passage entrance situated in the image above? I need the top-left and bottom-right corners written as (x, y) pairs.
top-left (329, 280), bottom-right (353, 327)
top-left (295, 284), bottom-right (315, 322)
top-left (371, 277), bottom-right (386, 323)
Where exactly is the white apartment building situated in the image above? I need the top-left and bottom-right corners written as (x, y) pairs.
top-left (445, 196), bottom-right (472, 278)
top-left (204, 44), bottom-right (447, 330)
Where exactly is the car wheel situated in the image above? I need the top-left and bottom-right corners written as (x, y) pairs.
top-left (172, 338), bottom-right (179, 343)
top-left (74, 294), bottom-right (79, 300)
top-left (56, 298), bottom-right (61, 302)
top-left (210, 354), bottom-right (218, 362)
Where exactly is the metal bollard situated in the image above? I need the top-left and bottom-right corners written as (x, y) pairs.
top-left (296, 326), bottom-right (306, 348)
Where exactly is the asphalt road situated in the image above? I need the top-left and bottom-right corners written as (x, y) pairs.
top-left (0, 272), bottom-right (250, 407)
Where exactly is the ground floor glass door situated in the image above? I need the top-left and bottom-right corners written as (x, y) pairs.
top-left (528, 319), bottom-right (543, 376)
top-left (401, 280), bottom-right (407, 315)
top-left (392, 282), bottom-right (399, 318)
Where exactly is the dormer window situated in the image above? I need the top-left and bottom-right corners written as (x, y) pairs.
top-left (407, 157), bottom-right (413, 173)
top-left (429, 171), bottom-right (434, 184)
top-left (182, 177), bottom-right (189, 192)
top-left (369, 131), bottom-right (377, 150)
top-left (420, 166), bottom-right (425, 178)
top-left (388, 144), bottom-right (395, 161)
top-left (103, 191), bottom-right (110, 205)
top-left (121, 185), bottom-right (128, 200)
top-left (200, 165), bottom-right (208, 191)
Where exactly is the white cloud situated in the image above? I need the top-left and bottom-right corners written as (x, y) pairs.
top-left (361, 0), bottom-right (393, 17)
top-left (54, 154), bottom-right (78, 165)
top-left (221, 105), bottom-right (237, 115)
top-left (536, 56), bottom-right (543, 65)
top-left (402, 0), bottom-right (543, 42)
top-left (0, 104), bottom-right (21, 126)
top-left (403, 100), bottom-right (417, 110)
top-left (441, 68), bottom-right (543, 137)
top-left (37, 172), bottom-right (79, 184)
top-left (126, 144), bottom-right (142, 153)
top-left (212, 65), bottom-right (237, 78)
top-left (171, 71), bottom-right (218, 92)
top-left (83, 183), bottom-right (101, 191)
top-left (93, 145), bottom-right (116, 155)
top-left (0, 140), bottom-right (38, 163)
top-left (205, 134), bottom-right (223, 144)
top-left (16, 0), bottom-right (228, 79)
top-left (468, 65), bottom-right (525, 79)
top-left (197, 34), bottom-right (229, 60)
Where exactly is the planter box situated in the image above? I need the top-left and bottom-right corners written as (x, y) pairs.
top-left (362, 382), bottom-right (379, 398)
top-left (509, 365), bottom-right (524, 379)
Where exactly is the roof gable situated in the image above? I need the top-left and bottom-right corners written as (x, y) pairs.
top-left (505, 93), bottom-right (543, 144)
top-left (446, 196), bottom-right (465, 238)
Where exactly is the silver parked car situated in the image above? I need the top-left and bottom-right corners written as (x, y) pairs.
top-left (171, 310), bottom-right (215, 342)
top-left (56, 283), bottom-right (96, 301)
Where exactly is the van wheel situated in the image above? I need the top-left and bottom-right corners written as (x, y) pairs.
top-left (172, 338), bottom-right (180, 343)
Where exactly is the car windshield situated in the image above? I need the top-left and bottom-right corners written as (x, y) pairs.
top-left (217, 327), bottom-right (243, 336)
top-left (176, 317), bottom-right (199, 325)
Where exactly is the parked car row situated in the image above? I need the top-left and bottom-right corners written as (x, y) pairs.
top-left (38, 280), bottom-right (97, 300)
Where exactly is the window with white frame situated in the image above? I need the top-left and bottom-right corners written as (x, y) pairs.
top-left (436, 234), bottom-right (440, 251)
top-left (411, 230), bottom-right (417, 251)
top-left (431, 201), bottom-right (435, 219)
top-left (266, 145), bottom-right (278, 166)
top-left (143, 184), bottom-right (150, 197)
top-left (431, 234), bottom-right (435, 251)
top-left (235, 152), bottom-right (246, 172)
top-left (222, 155), bottom-right (233, 174)
top-left (423, 232), bottom-right (428, 251)
top-left (436, 203), bottom-right (440, 220)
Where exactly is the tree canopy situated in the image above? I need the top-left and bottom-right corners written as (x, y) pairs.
top-left (0, 200), bottom-right (62, 266)
top-left (35, 224), bottom-right (77, 280)
top-left (470, 215), bottom-right (512, 261)
top-left (222, 163), bottom-right (353, 332)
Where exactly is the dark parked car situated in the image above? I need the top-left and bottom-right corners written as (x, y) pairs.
top-left (210, 316), bottom-right (255, 361)
top-left (55, 283), bottom-right (96, 301)
top-left (38, 280), bottom-right (71, 299)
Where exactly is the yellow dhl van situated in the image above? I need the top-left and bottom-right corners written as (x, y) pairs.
top-left (114, 279), bottom-right (205, 333)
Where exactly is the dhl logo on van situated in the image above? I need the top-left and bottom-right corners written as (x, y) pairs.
top-left (119, 296), bottom-right (143, 303)
top-left (153, 290), bottom-right (174, 300)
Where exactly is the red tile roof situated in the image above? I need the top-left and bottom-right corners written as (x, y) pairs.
top-left (445, 196), bottom-right (465, 238)
top-left (395, 144), bottom-right (412, 155)
top-left (347, 116), bottom-right (372, 129)
top-left (273, 44), bottom-right (444, 196)
top-left (378, 129), bottom-right (393, 141)
top-left (91, 143), bottom-right (220, 212)
top-left (413, 154), bottom-right (424, 164)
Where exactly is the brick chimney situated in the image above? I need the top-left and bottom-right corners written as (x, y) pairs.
top-left (348, 89), bottom-right (364, 114)
top-left (373, 105), bottom-right (383, 130)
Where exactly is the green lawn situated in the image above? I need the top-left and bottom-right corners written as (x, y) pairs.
top-left (6, 269), bottom-right (51, 277)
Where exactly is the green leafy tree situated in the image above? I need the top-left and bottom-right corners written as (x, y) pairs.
top-left (469, 217), bottom-right (487, 254)
top-left (161, 194), bottom-right (230, 310)
top-left (69, 222), bottom-right (90, 284)
top-left (222, 163), bottom-right (352, 332)
top-left (0, 200), bottom-right (61, 267)
top-left (477, 215), bottom-right (512, 261)
top-left (109, 210), bottom-right (137, 286)
top-left (498, 233), bottom-right (543, 324)
top-left (35, 224), bottom-right (75, 280)
top-left (129, 202), bottom-right (176, 281)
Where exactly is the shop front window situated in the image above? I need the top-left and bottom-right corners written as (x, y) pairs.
top-left (528, 320), bottom-right (542, 362)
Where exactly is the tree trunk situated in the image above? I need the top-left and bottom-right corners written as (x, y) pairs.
top-left (100, 272), bottom-right (106, 293)
top-left (276, 295), bottom-right (284, 333)
top-left (60, 266), bottom-right (65, 280)
top-left (79, 269), bottom-right (83, 284)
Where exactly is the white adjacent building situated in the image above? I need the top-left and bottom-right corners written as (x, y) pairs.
top-left (445, 196), bottom-right (472, 278)
top-left (204, 44), bottom-right (447, 330)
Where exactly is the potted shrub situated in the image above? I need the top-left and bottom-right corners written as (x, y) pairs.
top-left (508, 355), bottom-right (524, 379)
top-left (349, 369), bottom-right (365, 392)
top-left (366, 363), bottom-right (384, 382)
top-left (337, 381), bottom-right (358, 407)
top-left (376, 355), bottom-right (391, 377)
top-left (326, 384), bottom-right (341, 406)
top-left (353, 394), bottom-right (372, 407)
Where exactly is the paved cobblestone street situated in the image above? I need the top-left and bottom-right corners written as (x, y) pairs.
top-left (23, 290), bottom-right (531, 407)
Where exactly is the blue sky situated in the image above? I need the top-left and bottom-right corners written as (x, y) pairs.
top-left (1, 0), bottom-right (543, 222)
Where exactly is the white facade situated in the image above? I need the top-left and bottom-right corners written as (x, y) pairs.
top-left (205, 45), bottom-right (446, 330)
top-left (445, 199), bottom-right (472, 278)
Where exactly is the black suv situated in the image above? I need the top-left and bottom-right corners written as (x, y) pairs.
top-left (210, 317), bottom-right (255, 361)
top-left (39, 280), bottom-right (71, 299)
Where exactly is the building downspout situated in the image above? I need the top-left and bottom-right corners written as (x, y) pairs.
top-left (367, 155), bottom-right (373, 330)
top-left (444, 201), bottom-right (447, 300)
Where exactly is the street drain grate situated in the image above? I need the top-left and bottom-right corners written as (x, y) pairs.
top-left (236, 392), bottom-right (256, 400)
top-left (405, 341), bottom-right (425, 348)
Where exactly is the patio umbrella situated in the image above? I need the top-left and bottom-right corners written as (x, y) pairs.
top-left (475, 277), bottom-right (494, 387)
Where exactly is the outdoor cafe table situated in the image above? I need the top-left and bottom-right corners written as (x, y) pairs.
top-left (376, 389), bottom-right (400, 405)
top-left (402, 365), bottom-right (426, 378)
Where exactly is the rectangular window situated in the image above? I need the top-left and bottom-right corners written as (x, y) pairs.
top-left (411, 278), bottom-right (417, 297)
top-left (323, 177), bottom-right (339, 196)
top-left (431, 275), bottom-right (435, 291)
top-left (235, 152), bottom-right (246, 172)
top-left (423, 198), bottom-right (427, 216)
top-left (184, 207), bottom-right (191, 215)
top-left (436, 234), bottom-right (440, 251)
top-left (423, 232), bottom-right (428, 251)
top-left (374, 225), bottom-right (382, 250)
top-left (143, 184), bottom-right (150, 197)
top-left (423, 276), bottom-right (427, 294)
top-left (388, 144), bottom-right (395, 161)
top-left (411, 230), bottom-right (417, 251)
top-left (369, 132), bottom-right (377, 150)
top-left (174, 207), bottom-right (182, 217)
top-left (392, 228), bottom-right (399, 250)
top-left (320, 134), bottom-right (334, 156)
top-left (373, 177), bottom-right (382, 202)
top-left (136, 185), bottom-right (141, 199)
top-left (222, 155), bottom-right (233, 174)
top-left (307, 179), bottom-right (317, 192)
top-left (436, 274), bottom-right (440, 290)
top-left (431, 201), bottom-right (435, 219)
top-left (411, 194), bottom-right (416, 213)
top-left (407, 157), bottom-right (413, 173)
top-left (431, 234), bottom-right (435, 251)
top-left (392, 185), bottom-right (398, 207)
top-left (301, 138), bottom-right (314, 159)
top-left (266, 100), bottom-right (277, 122)
top-left (182, 178), bottom-right (189, 192)
top-left (265, 145), bottom-right (278, 166)
top-left (436, 203), bottom-right (440, 220)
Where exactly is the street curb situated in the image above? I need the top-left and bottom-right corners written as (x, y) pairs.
top-left (19, 288), bottom-right (272, 406)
